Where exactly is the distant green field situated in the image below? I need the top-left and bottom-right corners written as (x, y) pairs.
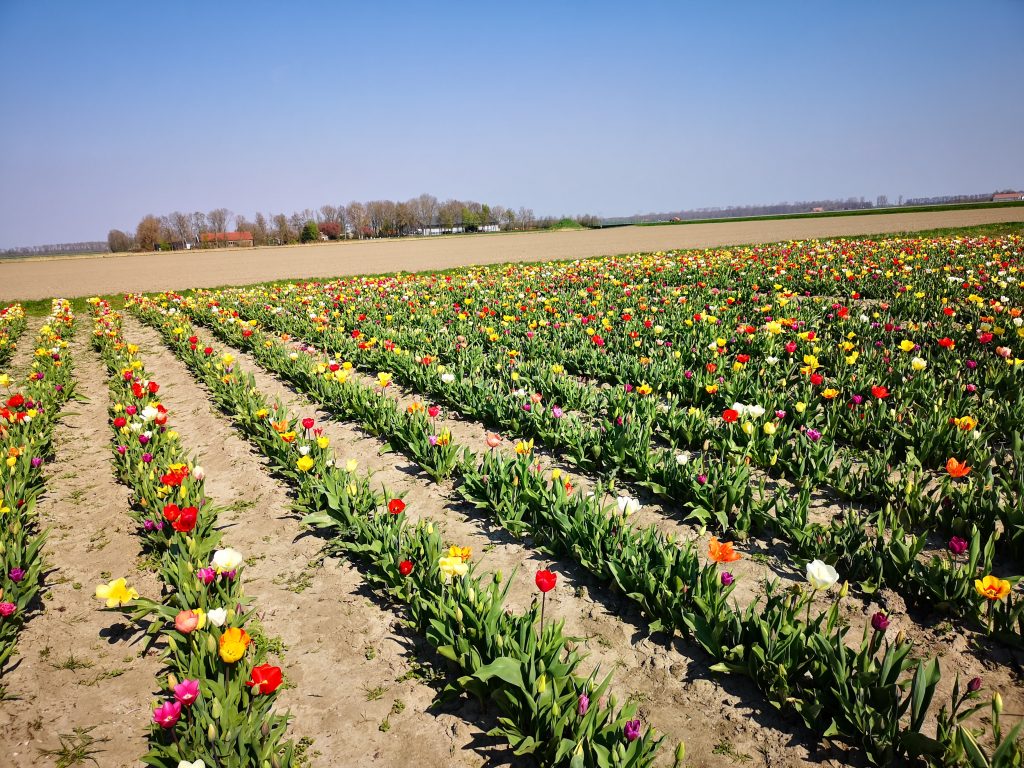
top-left (630, 199), bottom-right (1024, 227)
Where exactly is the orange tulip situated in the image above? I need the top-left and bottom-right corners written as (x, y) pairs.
top-left (708, 537), bottom-right (741, 563)
top-left (946, 458), bottom-right (971, 478)
top-left (975, 575), bottom-right (1011, 601)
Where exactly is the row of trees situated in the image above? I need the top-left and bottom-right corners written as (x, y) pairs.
top-left (108, 194), bottom-right (601, 252)
top-left (610, 191), bottom-right (1013, 226)
top-left (1, 240), bottom-right (107, 259)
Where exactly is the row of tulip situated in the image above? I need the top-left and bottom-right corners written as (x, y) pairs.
top-left (124, 299), bottom-right (668, 768)
top-left (0, 299), bottom-right (75, 674)
top-left (89, 299), bottom-right (295, 768)
top-left (0, 303), bottom-right (27, 369)
top-left (130, 296), bottom-right (1020, 765)
top-left (182, 294), bottom-right (1024, 647)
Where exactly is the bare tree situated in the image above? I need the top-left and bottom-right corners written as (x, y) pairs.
top-left (168, 211), bottom-right (194, 245)
top-left (253, 212), bottom-right (269, 246)
top-left (272, 214), bottom-right (292, 244)
top-left (207, 208), bottom-right (231, 234)
top-left (413, 193), bottom-right (439, 227)
top-left (502, 207), bottom-right (516, 230)
top-left (107, 229), bottom-right (133, 252)
top-left (136, 214), bottom-right (162, 251)
top-left (346, 201), bottom-right (368, 239)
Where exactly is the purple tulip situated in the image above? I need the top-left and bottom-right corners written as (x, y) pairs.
top-left (948, 536), bottom-right (968, 556)
top-left (31, 457), bottom-right (42, 468)
top-left (116, 445), bottom-right (127, 455)
top-left (697, 474), bottom-right (708, 485)
top-left (577, 694), bottom-right (590, 716)
top-left (806, 429), bottom-right (822, 442)
top-left (624, 719), bottom-right (642, 742)
top-left (871, 612), bottom-right (889, 633)
top-left (552, 406), bottom-right (564, 419)
top-left (196, 567), bottom-right (216, 585)
top-left (684, 370), bottom-right (693, 380)
top-left (144, 520), bottom-right (155, 532)
top-left (142, 452), bottom-right (153, 463)
top-left (721, 571), bottom-right (735, 587)
top-left (138, 434), bottom-right (150, 445)
top-left (9, 568), bottom-right (25, 583)
top-left (851, 395), bottom-right (863, 405)
top-left (967, 360), bottom-right (977, 369)
top-left (968, 677), bottom-right (982, 693)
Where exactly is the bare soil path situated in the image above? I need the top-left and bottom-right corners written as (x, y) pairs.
top-left (163, 318), bottom-right (830, 767)
top-left (3, 208), bottom-right (1022, 301)
top-left (0, 335), bottom-right (163, 767)
top-left (3, 314), bottom-right (44, 380)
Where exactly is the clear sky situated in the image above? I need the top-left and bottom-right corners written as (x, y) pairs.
top-left (1, 0), bottom-right (1022, 247)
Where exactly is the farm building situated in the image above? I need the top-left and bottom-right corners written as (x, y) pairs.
top-left (993, 192), bottom-right (1024, 202)
top-left (200, 231), bottom-right (254, 247)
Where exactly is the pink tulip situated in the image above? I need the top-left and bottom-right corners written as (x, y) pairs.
top-left (173, 679), bottom-right (201, 706)
top-left (152, 700), bottom-right (181, 728)
top-left (196, 567), bottom-right (216, 585)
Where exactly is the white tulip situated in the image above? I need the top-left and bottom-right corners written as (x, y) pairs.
top-left (205, 608), bottom-right (227, 627)
top-left (806, 559), bottom-right (839, 590)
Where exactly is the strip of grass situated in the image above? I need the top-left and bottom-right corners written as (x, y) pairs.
top-left (631, 200), bottom-right (1024, 227)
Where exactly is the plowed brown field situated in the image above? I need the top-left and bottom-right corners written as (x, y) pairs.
top-left (2, 208), bottom-right (1023, 301)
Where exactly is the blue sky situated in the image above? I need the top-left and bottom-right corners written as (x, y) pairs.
top-left (1, 0), bottom-right (1022, 247)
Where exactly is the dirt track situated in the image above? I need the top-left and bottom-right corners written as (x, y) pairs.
top-left (3, 208), bottom-right (1022, 301)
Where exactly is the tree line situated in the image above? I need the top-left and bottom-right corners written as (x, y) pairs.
top-left (604, 191), bottom-right (1008, 225)
top-left (108, 194), bottom-right (601, 252)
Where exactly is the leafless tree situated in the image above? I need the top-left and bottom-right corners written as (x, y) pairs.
top-left (136, 214), bottom-right (162, 251)
top-left (207, 208), bottom-right (231, 233)
top-left (272, 214), bottom-right (292, 244)
top-left (346, 201), bottom-right (368, 238)
top-left (107, 229), bottom-right (133, 252)
top-left (168, 211), bottom-right (194, 245)
top-left (253, 213), bottom-right (269, 246)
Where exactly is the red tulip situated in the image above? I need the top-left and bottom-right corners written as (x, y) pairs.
top-left (302, 417), bottom-right (315, 430)
top-left (172, 506), bottom-right (198, 533)
top-left (722, 409), bottom-right (739, 423)
top-left (388, 498), bottom-right (406, 515)
top-left (871, 385), bottom-right (889, 399)
top-left (535, 569), bottom-right (557, 593)
top-left (246, 664), bottom-right (283, 694)
top-left (398, 559), bottom-right (414, 576)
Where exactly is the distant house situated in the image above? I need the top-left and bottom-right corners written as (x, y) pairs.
top-left (200, 231), bottom-right (254, 248)
top-left (416, 225), bottom-right (466, 236)
top-left (811, 207), bottom-right (825, 212)
top-left (993, 192), bottom-right (1024, 202)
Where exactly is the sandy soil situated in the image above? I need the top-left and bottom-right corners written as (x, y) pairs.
top-left (2, 208), bottom-right (1023, 301)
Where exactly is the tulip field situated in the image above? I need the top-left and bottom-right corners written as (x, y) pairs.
top-left (2, 231), bottom-right (1024, 767)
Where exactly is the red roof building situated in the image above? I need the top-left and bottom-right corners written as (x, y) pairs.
top-left (200, 231), bottom-right (254, 247)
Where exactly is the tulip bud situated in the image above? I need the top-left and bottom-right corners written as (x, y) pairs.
top-left (968, 677), bottom-right (982, 693)
top-left (496, 634), bottom-right (504, 649)
top-left (208, 723), bottom-right (217, 741)
top-left (674, 742), bottom-right (686, 767)
top-left (212, 697), bottom-right (222, 718)
top-left (838, 581), bottom-right (849, 598)
top-left (206, 634), bottom-right (216, 655)
top-left (455, 607), bottom-right (463, 623)
top-left (467, 587), bottom-right (476, 604)
top-left (994, 692), bottom-right (1003, 715)
top-left (262, 720), bottom-right (271, 737)
top-left (167, 672), bottom-right (178, 690)
top-left (494, 570), bottom-right (503, 584)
